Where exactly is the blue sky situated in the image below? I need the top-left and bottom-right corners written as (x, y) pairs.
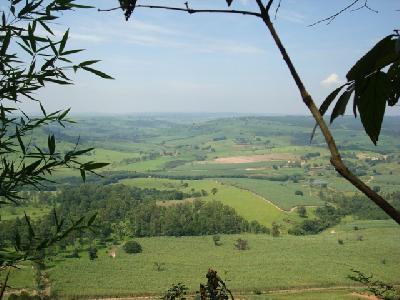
top-left (28, 0), bottom-right (400, 115)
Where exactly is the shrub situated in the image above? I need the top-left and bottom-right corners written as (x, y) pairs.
top-left (297, 206), bottom-right (307, 218)
top-left (338, 239), bottom-right (344, 245)
top-left (88, 247), bottom-right (98, 260)
top-left (123, 240), bottom-right (142, 254)
top-left (162, 283), bottom-right (188, 300)
top-left (212, 235), bottom-right (222, 246)
top-left (234, 238), bottom-right (249, 250)
top-left (294, 190), bottom-right (304, 196)
top-left (271, 222), bottom-right (280, 237)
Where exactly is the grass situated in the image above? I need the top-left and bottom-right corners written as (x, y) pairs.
top-left (218, 178), bottom-right (325, 211)
top-left (42, 220), bottom-right (400, 299)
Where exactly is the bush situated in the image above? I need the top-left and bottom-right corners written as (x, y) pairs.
top-left (234, 238), bottom-right (249, 250)
top-left (294, 190), bottom-right (304, 196)
top-left (162, 283), bottom-right (188, 300)
top-left (212, 235), bottom-right (222, 246)
top-left (297, 206), bottom-right (307, 218)
top-left (123, 240), bottom-right (142, 254)
top-left (88, 247), bottom-right (98, 260)
top-left (271, 222), bottom-right (280, 237)
top-left (338, 239), bottom-right (344, 245)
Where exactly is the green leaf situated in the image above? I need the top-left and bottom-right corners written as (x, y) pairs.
top-left (0, 30), bottom-right (11, 56)
top-left (330, 84), bottom-right (354, 124)
top-left (81, 66), bottom-right (114, 79)
top-left (15, 127), bottom-right (25, 155)
top-left (87, 213), bottom-right (97, 226)
top-left (82, 162), bottom-right (109, 171)
top-left (27, 23), bottom-right (36, 52)
top-left (24, 213), bottom-right (35, 238)
top-left (48, 134), bottom-right (55, 155)
top-left (38, 20), bottom-right (54, 35)
top-left (59, 29), bottom-right (69, 54)
top-left (61, 49), bottom-right (84, 55)
top-left (318, 83), bottom-right (348, 116)
top-left (356, 71), bottom-right (389, 145)
top-left (80, 168), bottom-right (86, 181)
top-left (79, 60), bottom-right (100, 67)
top-left (347, 35), bottom-right (400, 81)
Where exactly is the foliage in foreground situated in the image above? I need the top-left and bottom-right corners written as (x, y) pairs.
top-left (348, 269), bottom-right (400, 300)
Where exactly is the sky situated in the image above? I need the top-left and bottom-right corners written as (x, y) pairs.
top-left (19, 0), bottom-right (400, 115)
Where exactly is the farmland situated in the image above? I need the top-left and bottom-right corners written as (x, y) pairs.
top-left (5, 220), bottom-right (400, 299)
top-left (1, 114), bottom-right (400, 299)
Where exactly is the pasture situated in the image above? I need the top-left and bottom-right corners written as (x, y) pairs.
top-left (219, 178), bottom-right (324, 211)
top-left (5, 220), bottom-right (396, 299)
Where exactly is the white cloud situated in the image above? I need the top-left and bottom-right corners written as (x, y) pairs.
top-left (321, 73), bottom-right (342, 86)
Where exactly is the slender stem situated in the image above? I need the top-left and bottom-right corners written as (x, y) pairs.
top-left (255, 0), bottom-right (400, 224)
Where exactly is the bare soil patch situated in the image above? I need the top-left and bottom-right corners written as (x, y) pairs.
top-left (211, 153), bottom-right (297, 164)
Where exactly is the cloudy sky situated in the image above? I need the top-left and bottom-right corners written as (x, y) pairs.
top-left (24, 0), bottom-right (400, 115)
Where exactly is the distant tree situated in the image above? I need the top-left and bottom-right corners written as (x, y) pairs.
top-left (88, 247), bottom-right (98, 260)
top-left (295, 190), bottom-right (304, 196)
top-left (234, 238), bottom-right (249, 250)
top-left (123, 240), bottom-right (143, 254)
top-left (271, 222), bottom-right (280, 237)
top-left (297, 206), bottom-right (307, 218)
top-left (212, 235), bottom-right (222, 246)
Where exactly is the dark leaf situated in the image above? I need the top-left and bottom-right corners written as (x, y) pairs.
top-left (226, 0), bottom-right (233, 6)
top-left (356, 71), bottom-right (389, 144)
top-left (330, 84), bottom-right (354, 123)
top-left (48, 134), bottom-right (55, 155)
top-left (59, 29), bottom-right (69, 54)
top-left (81, 66), bottom-right (114, 79)
top-left (347, 35), bottom-right (400, 81)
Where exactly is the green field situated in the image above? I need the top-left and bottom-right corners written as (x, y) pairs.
top-left (218, 178), bottom-right (325, 211)
top-left (6, 220), bottom-right (392, 299)
top-left (121, 178), bottom-right (286, 226)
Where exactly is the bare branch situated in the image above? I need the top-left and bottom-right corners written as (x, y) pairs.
top-left (266, 0), bottom-right (274, 12)
top-left (350, 0), bottom-right (378, 13)
top-left (308, 0), bottom-right (373, 27)
top-left (274, 0), bottom-right (282, 19)
top-left (98, 4), bottom-right (262, 18)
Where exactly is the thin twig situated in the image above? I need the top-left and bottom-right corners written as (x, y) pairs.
top-left (309, 0), bottom-right (360, 26)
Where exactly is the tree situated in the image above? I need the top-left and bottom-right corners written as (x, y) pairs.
top-left (88, 246), bottom-right (98, 260)
top-left (106, 0), bottom-right (400, 224)
top-left (123, 240), bottom-right (142, 254)
top-left (0, 0), bottom-right (111, 296)
top-left (271, 222), bottom-right (280, 237)
top-left (297, 206), bottom-right (307, 218)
